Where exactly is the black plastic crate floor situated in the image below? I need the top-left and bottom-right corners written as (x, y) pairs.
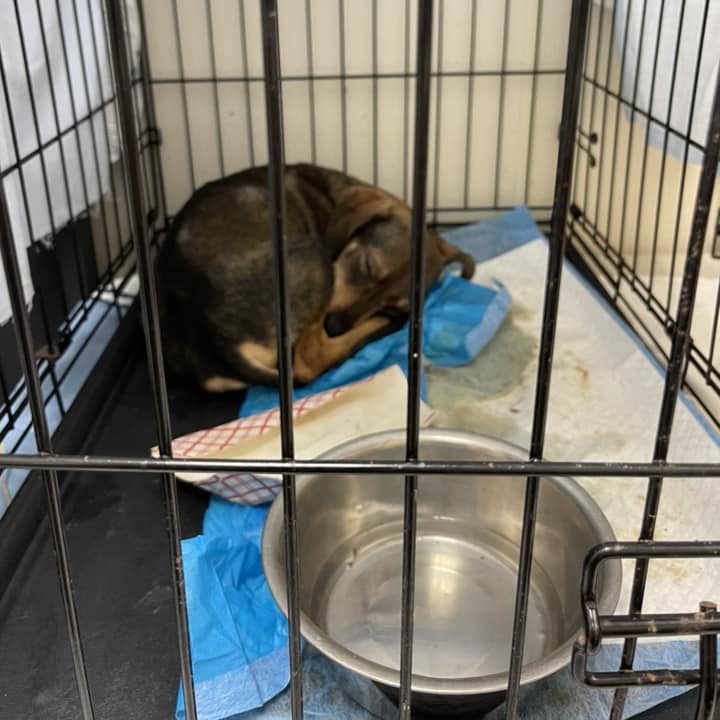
top-left (0, 338), bottom-right (239, 720)
top-left (0, 335), bottom-right (706, 720)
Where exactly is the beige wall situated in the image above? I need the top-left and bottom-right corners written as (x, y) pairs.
top-left (571, 3), bottom-right (719, 420)
top-left (573, 3), bottom-right (719, 279)
top-left (142, 0), bottom-right (572, 223)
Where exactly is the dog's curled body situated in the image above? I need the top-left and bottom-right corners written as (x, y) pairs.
top-left (156, 163), bottom-right (474, 392)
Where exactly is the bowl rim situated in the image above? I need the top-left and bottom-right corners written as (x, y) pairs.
top-left (261, 428), bottom-right (622, 696)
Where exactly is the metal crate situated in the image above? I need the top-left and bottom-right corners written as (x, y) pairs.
top-left (0, 1), bottom-right (718, 719)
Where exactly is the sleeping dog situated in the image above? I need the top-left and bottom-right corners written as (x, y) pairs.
top-left (155, 163), bottom-right (475, 392)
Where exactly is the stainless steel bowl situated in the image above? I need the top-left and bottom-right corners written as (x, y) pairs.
top-left (262, 430), bottom-right (621, 716)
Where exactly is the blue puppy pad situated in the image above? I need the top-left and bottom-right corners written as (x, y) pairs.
top-left (240, 274), bottom-right (511, 417)
top-left (176, 500), bottom-right (290, 720)
top-left (422, 277), bottom-right (509, 367)
top-left (240, 647), bottom-right (398, 720)
top-left (442, 205), bottom-right (541, 262)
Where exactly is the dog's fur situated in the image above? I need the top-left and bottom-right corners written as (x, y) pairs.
top-left (155, 163), bottom-right (475, 392)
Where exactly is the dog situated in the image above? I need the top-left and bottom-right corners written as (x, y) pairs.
top-left (155, 163), bottom-right (475, 392)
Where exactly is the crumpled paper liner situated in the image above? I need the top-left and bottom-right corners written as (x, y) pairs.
top-left (153, 365), bottom-right (435, 505)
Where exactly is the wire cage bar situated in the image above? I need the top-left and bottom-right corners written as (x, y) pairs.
top-left (398, 1), bottom-right (434, 717)
top-left (504, 0), bottom-right (592, 712)
top-left (103, 2), bottom-right (196, 719)
top-left (0, 147), bottom-right (95, 720)
top-left (0, 452), bottom-right (719, 479)
top-left (608, 49), bottom-right (720, 720)
top-left (0, 0), bottom-right (163, 462)
top-left (259, 1), bottom-right (303, 716)
top-left (569, 0), bottom-right (720, 431)
top-left (0, 1), bottom-right (718, 719)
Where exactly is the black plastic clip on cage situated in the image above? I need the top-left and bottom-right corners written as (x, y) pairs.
top-left (0, 1), bottom-right (720, 720)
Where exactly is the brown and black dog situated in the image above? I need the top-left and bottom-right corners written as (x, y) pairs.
top-left (155, 163), bottom-right (475, 392)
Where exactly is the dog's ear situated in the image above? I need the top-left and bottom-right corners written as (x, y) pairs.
top-left (430, 236), bottom-right (476, 280)
top-left (325, 185), bottom-right (401, 257)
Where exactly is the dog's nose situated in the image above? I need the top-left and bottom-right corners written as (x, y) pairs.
top-left (324, 312), bottom-right (347, 337)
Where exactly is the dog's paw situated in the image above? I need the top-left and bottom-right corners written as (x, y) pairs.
top-left (385, 314), bottom-right (407, 334)
top-left (361, 313), bottom-right (403, 344)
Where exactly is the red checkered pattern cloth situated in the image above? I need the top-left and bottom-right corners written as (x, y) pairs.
top-left (192, 472), bottom-right (281, 506)
top-left (157, 378), bottom-right (375, 505)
